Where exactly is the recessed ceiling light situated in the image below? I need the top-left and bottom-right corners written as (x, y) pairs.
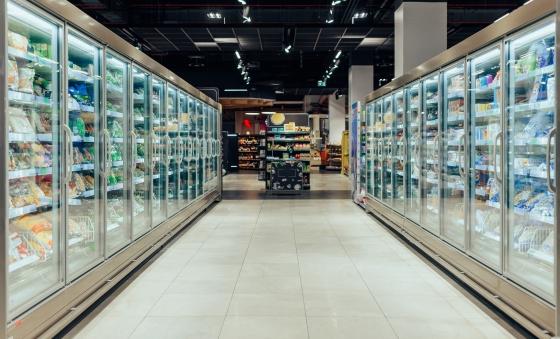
top-left (194, 42), bottom-right (218, 47)
top-left (262, 111), bottom-right (275, 115)
top-left (358, 37), bottom-right (385, 47)
top-left (235, 51), bottom-right (241, 59)
top-left (245, 112), bottom-right (260, 115)
top-left (224, 88), bottom-right (248, 92)
top-left (215, 37), bottom-right (238, 43)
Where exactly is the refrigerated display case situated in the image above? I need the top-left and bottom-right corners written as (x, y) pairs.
top-left (505, 18), bottom-right (555, 300)
top-left (131, 66), bottom-right (150, 238)
top-left (361, 2), bottom-right (556, 336)
top-left (421, 73), bottom-right (440, 234)
top-left (166, 85), bottom-right (180, 216)
top-left (0, 1), bottom-right (222, 337)
top-left (468, 46), bottom-right (503, 268)
top-left (394, 90), bottom-right (405, 214)
top-left (442, 62), bottom-right (466, 247)
top-left (405, 83), bottom-right (421, 223)
top-left (373, 100), bottom-right (382, 200)
top-left (66, 30), bottom-right (103, 278)
top-left (382, 95), bottom-right (393, 203)
top-left (188, 96), bottom-right (198, 200)
top-left (196, 100), bottom-right (204, 197)
top-left (178, 90), bottom-right (189, 209)
top-left (151, 77), bottom-right (166, 226)
top-left (365, 103), bottom-right (374, 195)
top-left (6, 1), bottom-right (63, 315)
top-left (104, 51), bottom-right (130, 255)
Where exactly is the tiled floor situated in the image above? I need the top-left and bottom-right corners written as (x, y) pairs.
top-left (72, 174), bottom-right (516, 339)
top-left (223, 170), bottom-right (351, 191)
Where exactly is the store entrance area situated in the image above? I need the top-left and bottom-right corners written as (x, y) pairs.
top-left (70, 174), bottom-right (517, 339)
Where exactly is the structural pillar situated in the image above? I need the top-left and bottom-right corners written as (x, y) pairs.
top-left (348, 65), bottom-right (374, 114)
top-left (394, 1), bottom-right (447, 77)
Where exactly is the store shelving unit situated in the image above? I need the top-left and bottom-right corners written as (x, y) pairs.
top-left (258, 132), bottom-right (267, 180)
top-left (325, 144), bottom-right (342, 171)
top-left (237, 134), bottom-right (260, 170)
top-left (362, 2), bottom-right (557, 336)
top-left (1, 1), bottom-right (222, 338)
top-left (265, 126), bottom-right (311, 191)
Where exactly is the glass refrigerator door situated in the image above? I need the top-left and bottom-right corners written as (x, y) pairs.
top-left (394, 91), bottom-right (405, 214)
top-left (373, 100), bottom-right (382, 199)
top-left (6, 2), bottom-right (63, 313)
top-left (421, 74), bottom-right (440, 234)
top-left (131, 66), bottom-right (150, 238)
top-left (166, 86), bottom-right (180, 216)
top-left (196, 100), bottom-right (204, 197)
top-left (151, 78), bottom-right (166, 226)
top-left (188, 97), bottom-right (198, 200)
top-left (382, 96), bottom-right (393, 203)
top-left (405, 83), bottom-right (421, 223)
top-left (179, 91), bottom-right (189, 208)
top-left (505, 19), bottom-right (555, 299)
top-left (104, 52), bottom-right (129, 255)
top-left (468, 46), bottom-right (502, 269)
top-left (203, 104), bottom-right (210, 193)
top-left (442, 63), bottom-right (466, 247)
top-left (365, 103), bottom-right (374, 195)
top-left (66, 31), bottom-right (102, 277)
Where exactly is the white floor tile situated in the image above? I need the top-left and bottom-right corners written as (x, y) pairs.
top-left (219, 316), bottom-right (308, 339)
top-left (129, 316), bottom-right (223, 339)
top-left (307, 316), bottom-right (397, 339)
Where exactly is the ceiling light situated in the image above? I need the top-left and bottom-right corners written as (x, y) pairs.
top-left (237, 0), bottom-right (246, 4)
top-left (284, 45), bottom-right (292, 54)
top-left (245, 112), bottom-right (259, 115)
top-left (358, 37), bottom-right (385, 47)
top-left (215, 37), bottom-right (238, 44)
top-left (262, 111), bottom-right (276, 115)
top-left (224, 88), bottom-right (248, 92)
top-left (243, 16), bottom-right (252, 23)
top-left (332, 0), bottom-right (342, 6)
top-left (334, 50), bottom-right (342, 59)
top-left (325, 18), bottom-right (334, 24)
top-left (352, 12), bottom-right (367, 19)
top-left (237, 62), bottom-right (242, 69)
top-left (235, 50), bottom-right (241, 59)
top-left (207, 12), bottom-right (222, 19)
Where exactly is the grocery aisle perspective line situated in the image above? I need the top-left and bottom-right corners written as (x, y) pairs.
top-left (69, 177), bottom-right (518, 338)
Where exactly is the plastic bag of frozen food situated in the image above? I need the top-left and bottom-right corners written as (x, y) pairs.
top-left (8, 31), bottom-right (29, 52)
top-left (18, 66), bottom-right (35, 93)
top-left (8, 107), bottom-right (34, 134)
top-left (8, 58), bottom-right (19, 90)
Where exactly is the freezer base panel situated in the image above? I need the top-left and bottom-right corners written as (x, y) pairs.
top-left (7, 190), bottom-right (220, 339)
top-left (362, 196), bottom-right (554, 339)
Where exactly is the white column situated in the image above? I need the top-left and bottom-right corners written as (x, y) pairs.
top-left (328, 94), bottom-right (346, 145)
top-left (348, 65), bottom-right (373, 115)
top-left (394, 2), bottom-right (447, 77)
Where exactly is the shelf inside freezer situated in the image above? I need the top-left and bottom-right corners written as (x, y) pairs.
top-left (9, 255), bottom-right (41, 273)
top-left (9, 198), bottom-right (52, 219)
top-left (68, 69), bottom-right (95, 83)
top-left (514, 64), bottom-right (555, 83)
top-left (9, 167), bottom-right (53, 179)
top-left (8, 90), bottom-right (53, 107)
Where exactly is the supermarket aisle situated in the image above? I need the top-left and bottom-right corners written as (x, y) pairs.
top-left (72, 199), bottom-right (515, 339)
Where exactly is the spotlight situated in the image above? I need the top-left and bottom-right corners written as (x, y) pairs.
top-left (237, 0), bottom-right (246, 4)
top-left (325, 18), bottom-right (334, 24)
top-left (284, 45), bottom-right (292, 54)
top-left (207, 12), bottom-right (222, 19)
top-left (235, 51), bottom-right (241, 59)
top-left (334, 50), bottom-right (342, 59)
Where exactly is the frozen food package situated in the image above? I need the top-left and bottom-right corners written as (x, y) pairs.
top-left (8, 58), bottom-right (19, 90)
top-left (18, 66), bottom-right (35, 93)
top-left (8, 31), bottom-right (29, 52)
top-left (8, 109), bottom-right (34, 134)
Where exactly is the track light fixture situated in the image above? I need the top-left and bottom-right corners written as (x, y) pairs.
top-left (321, 50), bottom-right (342, 86)
top-left (235, 51), bottom-right (250, 85)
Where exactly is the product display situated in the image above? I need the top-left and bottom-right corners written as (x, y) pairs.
top-left (266, 125), bottom-right (311, 191)
top-left (364, 15), bottom-right (556, 306)
top-left (3, 0), bottom-right (221, 325)
top-left (238, 135), bottom-right (261, 170)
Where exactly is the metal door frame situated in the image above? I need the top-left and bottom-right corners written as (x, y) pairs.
top-left (104, 48), bottom-right (131, 256)
top-left (440, 60), bottom-right (468, 249)
top-left (65, 27), bottom-right (105, 281)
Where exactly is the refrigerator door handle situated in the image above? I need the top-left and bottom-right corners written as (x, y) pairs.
top-left (492, 130), bottom-right (503, 185)
top-left (63, 124), bottom-right (74, 184)
top-left (459, 133), bottom-right (466, 179)
top-left (166, 135), bottom-right (172, 166)
top-left (130, 130), bottom-right (137, 168)
top-left (103, 129), bottom-right (111, 177)
top-left (546, 127), bottom-right (556, 193)
top-left (151, 132), bottom-right (158, 170)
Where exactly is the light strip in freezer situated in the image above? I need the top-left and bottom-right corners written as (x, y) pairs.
top-left (511, 22), bottom-right (554, 47)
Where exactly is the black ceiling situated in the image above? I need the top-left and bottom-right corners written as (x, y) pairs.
top-left (69, 0), bottom-right (526, 100)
